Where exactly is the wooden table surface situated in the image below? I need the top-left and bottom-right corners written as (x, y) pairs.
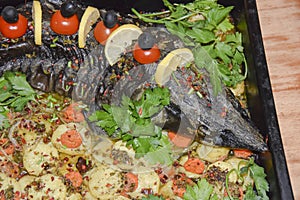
top-left (256, 0), bottom-right (300, 199)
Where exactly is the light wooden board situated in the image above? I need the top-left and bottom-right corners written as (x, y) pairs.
top-left (256, 0), bottom-right (300, 198)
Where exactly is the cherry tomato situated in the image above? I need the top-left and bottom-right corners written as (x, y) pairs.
top-left (133, 43), bottom-right (161, 64)
top-left (50, 10), bottom-right (79, 35)
top-left (0, 14), bottom-right (27, 39)
top-left (94, 21), bottom-right (119, 45)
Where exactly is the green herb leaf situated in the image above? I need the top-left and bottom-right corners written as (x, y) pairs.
top-left (0, 72), bottom-right (36, 116)
top-left (89, 87), bottom-right (173, 165)
top-left (184, 178), bottom-right (217, 200)
top-left (132, 0), bottom-right (247, 95)
top-left (186, 28), bottom-right (216, 44)
top-left (244, 185), bottom-right (261, 200)
top-left (206, 6), bottom-right (234, 26)
top-left (0, 113), bottom-right (10, 130)
top-left (193, 46), bottom-right (222, 95)
top-left (217, 18), bottom-right (234, 32)
top-left (143, 134), bottom-right (173, 165)
top-left (5, 72), bottom-right (35, 96)
top-left (249, 161), bottom-right (269, 199)
top-left (142, 194), bottom-right (165, 200)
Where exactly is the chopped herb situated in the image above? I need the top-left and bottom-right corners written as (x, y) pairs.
top-left (142, 194), bottom-right (165, 200)
top-left (184, 178), bottom-right (218, 200)
top-left (132, 0), bottom-right (247, 95)
top-left (89, 87), bottom-right (173, 164)
top-left (0, 72), bottom-right (36, 129)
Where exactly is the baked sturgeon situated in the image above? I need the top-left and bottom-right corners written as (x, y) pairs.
top-left (0, 0), bottom-right (267, 152)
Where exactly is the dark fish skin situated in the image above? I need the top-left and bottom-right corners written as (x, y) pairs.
top-left (0, 0), bottom-right (108, 103)
top-left (111, 65), bottom-right (267, 152)
top-left (0, 0), bottom-right (267, 152)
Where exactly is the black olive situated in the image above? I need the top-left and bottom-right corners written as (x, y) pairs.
top-left (1, 6), bottom-right (18, 23)
top-left (60, 1), bottom-right (77, 18)
top-left (138, 32), bottom-right (155, 50)
top-left (103, 10), bottom-right (118, 29)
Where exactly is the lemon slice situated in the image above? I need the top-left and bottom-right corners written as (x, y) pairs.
top-left (32, 0), bottom-right (42, 45)
top-left (78, 6), bottom-right (100, 48)
top-left (104, 24), bottom-right (142, 65)
top-left (155, 48), bottom-right (194, 86)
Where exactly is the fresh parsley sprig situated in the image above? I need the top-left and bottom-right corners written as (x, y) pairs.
top-left (184, 178), bottom-right (218, 200)
top-left (225, 158), bottom-right (269, 200)
top-left (0, 72), bottom-right (36, 129)
top-left (242, 158), bottom-right (269, 200)
top-left (89, 87), bottom-right (173, 165)
top-left (132, 0), bottom-right (247, 95)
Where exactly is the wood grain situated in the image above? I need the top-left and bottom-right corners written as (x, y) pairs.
top-left (256, 0), bottom-right (300, 199)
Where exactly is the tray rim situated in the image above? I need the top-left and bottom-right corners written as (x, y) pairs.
top-left (243, 0), bottom-right (294, 199)
top-left (0, 0), bottom-right (295, 199)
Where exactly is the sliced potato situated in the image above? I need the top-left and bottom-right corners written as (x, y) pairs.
top-left (66, 193), bottom-right (82, 200)
top-left (23, 140), bottom-right (59, 176)
top-left (18, 175), bottom-right (36, 191)
top-left (127, 171), bottom-right (160, 199)
top-left (178, 155), bottom-right (202, 178)
top-left (207, 161), bottom-right (237, 183)
top-left (197, 144), bottom-right (230, 163)
top-left (25, 174), bottom-right (67, 200)
top-left (0, 173), bottom-right (21, 197)
top-left (159, 181), bottom-right (176, 199)
top-left (87, 164), bottom-right (123, 198)
top-left (10, 119), bottom-right (52, 147)
top-left (52, 123), bottom-right (92, 155)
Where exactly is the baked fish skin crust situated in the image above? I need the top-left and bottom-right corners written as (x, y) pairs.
top-left (0, 0), bottom-right (267, 152)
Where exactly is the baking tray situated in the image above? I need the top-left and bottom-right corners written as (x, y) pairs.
top-left (0, 0), bottom-right (294, 199)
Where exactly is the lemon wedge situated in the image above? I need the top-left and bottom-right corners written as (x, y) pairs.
top-left (78, 6), bottom-right (100, 48)
top-left (104, 24), bottom-right (142, 66)
top-left (32, 0), bottom-right (42, 45)
top-left (155, 48), bottom-right (194, 86)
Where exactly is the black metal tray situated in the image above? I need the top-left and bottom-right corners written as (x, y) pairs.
top-left (0, 0), bottom-right (294, 199)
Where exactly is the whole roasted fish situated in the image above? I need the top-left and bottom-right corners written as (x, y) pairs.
top-left (0, 0), bottom-right (267, 152)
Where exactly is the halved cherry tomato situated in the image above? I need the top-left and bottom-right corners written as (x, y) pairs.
top-left (133, 43), bottom-right (160, 64)
top-left (62, 103), bottom-right (85, 123)
top-left (60, 129), bottom-right (82, 148)
top-left (94, 10), bottom-right (119, 45)
top-left (50, 10), bottom-right (79, 35)
top-left (0, 14), bottom-right (27, 39)
top-left (0, 138), bottom-right (15, 156)
top-left (183, 158), bottom-right (205, 174)
top-left (94, 21), bottom-right (119, 45)
top-left (233, 149), bottom-right (253, 159)
top-left (0, 160), bottom-right (20, 178)
top-left (167, 131), bottom-right (193, 148)
top-left (123, 172), bottom-right (139, 192)
top-left (65, 171), bottom-right (83, 188)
